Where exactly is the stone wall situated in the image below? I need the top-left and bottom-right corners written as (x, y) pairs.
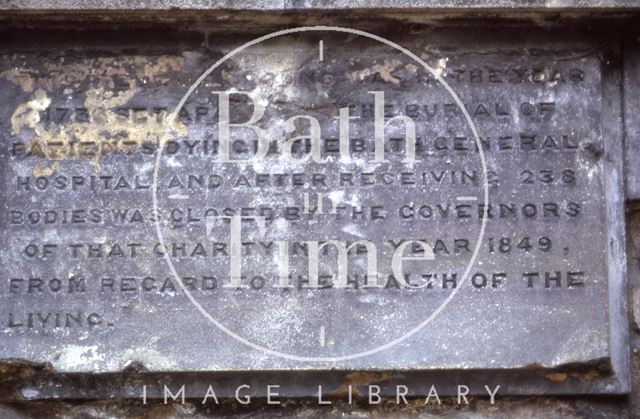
top-left (0, 2), bottom-right (639, 417)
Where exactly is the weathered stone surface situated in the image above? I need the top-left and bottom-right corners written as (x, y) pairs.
top-left (628, 211), bottom-right (640, 332)
top-left (0, 25), bottom-right (629, 397)
top-left (624, 43), bottom-right (640, 201)
top-left (2, 0), bottom-right (640, 10)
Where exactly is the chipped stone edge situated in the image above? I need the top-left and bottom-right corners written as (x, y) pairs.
top-left (601, 45), bottom-right (631, 394)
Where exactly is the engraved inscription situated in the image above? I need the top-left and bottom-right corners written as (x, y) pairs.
top-left (0, 32), bottom-right (610, 372)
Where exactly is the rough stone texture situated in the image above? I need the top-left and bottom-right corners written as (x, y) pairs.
top-left (624, 43), bottom-right (640, 201)
top-left (2, 0), bottom-right (640, 10)
top-left (631, 208), bottom-right (640, 332)
top-left (0, 3), bottom-right (639, 418)
top-left (6, 206), bottom-right (640, 413)
top-left (0, 28), bottom-right (616, 371)
top-left (0, 23), bottom-right (630, 398)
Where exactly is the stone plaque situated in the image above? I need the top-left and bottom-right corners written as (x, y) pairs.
top-left (0, 27), bottom-right (629, 396)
